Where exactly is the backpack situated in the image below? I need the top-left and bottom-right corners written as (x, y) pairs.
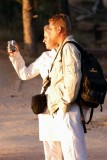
top-left (61, 41), bottom-right (107, 133)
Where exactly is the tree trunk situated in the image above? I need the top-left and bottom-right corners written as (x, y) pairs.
top-left (22, 0), bottom-right (37, 57)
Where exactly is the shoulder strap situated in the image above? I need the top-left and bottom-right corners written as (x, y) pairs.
top-left (60, 40), bottom-right (88, 133)
top-left (60, 40), bottom-right (86, 62)
top-left (50, 42), bottom-right (66, 72)
top-left (42, 43), bottom-right (65, 95)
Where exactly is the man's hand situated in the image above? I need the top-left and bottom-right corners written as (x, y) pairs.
top-left (7, 42), bottom-right (19, 57)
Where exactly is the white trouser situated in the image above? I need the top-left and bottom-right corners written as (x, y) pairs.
top-left (43, 138), bottom-right (87, 160)
top-left (42, 106), bottom-right (88, 160)
top-left (43, 141), bottom-right (63, 160)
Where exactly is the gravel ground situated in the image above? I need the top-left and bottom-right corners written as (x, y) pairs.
top-left (0, 52), bottom-right (107, 160)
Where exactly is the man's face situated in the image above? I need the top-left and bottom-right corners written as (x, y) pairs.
top-left (43, 31), bottom-right (57, 50)
top-left (49, 22), bottom-right (58, 43)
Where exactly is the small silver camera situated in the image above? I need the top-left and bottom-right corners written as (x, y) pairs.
top-left (8, 40), bottom-right (16, 52)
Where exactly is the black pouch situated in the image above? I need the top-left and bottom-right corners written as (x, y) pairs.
top-left (31, 94), bottom-right (47, 114)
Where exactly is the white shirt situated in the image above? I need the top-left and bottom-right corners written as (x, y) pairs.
top-left (9, 49), bottom-right (56, 81)
top-left (48, 35), bottom-right (82, 114)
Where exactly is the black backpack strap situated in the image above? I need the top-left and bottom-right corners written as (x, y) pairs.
top-left (60, 40), bottom-right (88, 133)
top-left (60, 41), bottom-right (86, 61)
top-left (68, 42), bottom-right (95, 125)
top-left (85, 108), bottom-right (94, 124)
top-left (85, 105), bottom-right (102, 124)
top-left (79, 104), bottom-right (87, 133)
top-left (79, 105), bottom-right (95, 132)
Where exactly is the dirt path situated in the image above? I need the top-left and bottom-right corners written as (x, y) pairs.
top-left (0, 52), bottom-right (107, 160)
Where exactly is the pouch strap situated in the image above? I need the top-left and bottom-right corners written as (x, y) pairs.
top-left (42, 41), bottom-right (68, 95)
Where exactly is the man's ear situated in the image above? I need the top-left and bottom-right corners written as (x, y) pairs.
top-left (57, 26), bottom-right (62, 33)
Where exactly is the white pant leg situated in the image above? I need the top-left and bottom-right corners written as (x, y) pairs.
top-left (57, 106), bottom-right (88, 160)
top-left (43, 141), bottom-right (63, 160)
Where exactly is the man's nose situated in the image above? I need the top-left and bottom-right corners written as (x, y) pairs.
top-left (43, 38), bottom-right (45, 43)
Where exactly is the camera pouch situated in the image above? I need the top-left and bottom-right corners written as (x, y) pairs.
top-left (31, 94), bottom-right (47, 114)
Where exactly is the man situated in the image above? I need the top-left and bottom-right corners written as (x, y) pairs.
top-left (45, 14), bottom-right (88, 160)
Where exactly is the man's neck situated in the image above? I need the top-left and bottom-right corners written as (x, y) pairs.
top-left (57, 34), bottom-right (69, 45)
